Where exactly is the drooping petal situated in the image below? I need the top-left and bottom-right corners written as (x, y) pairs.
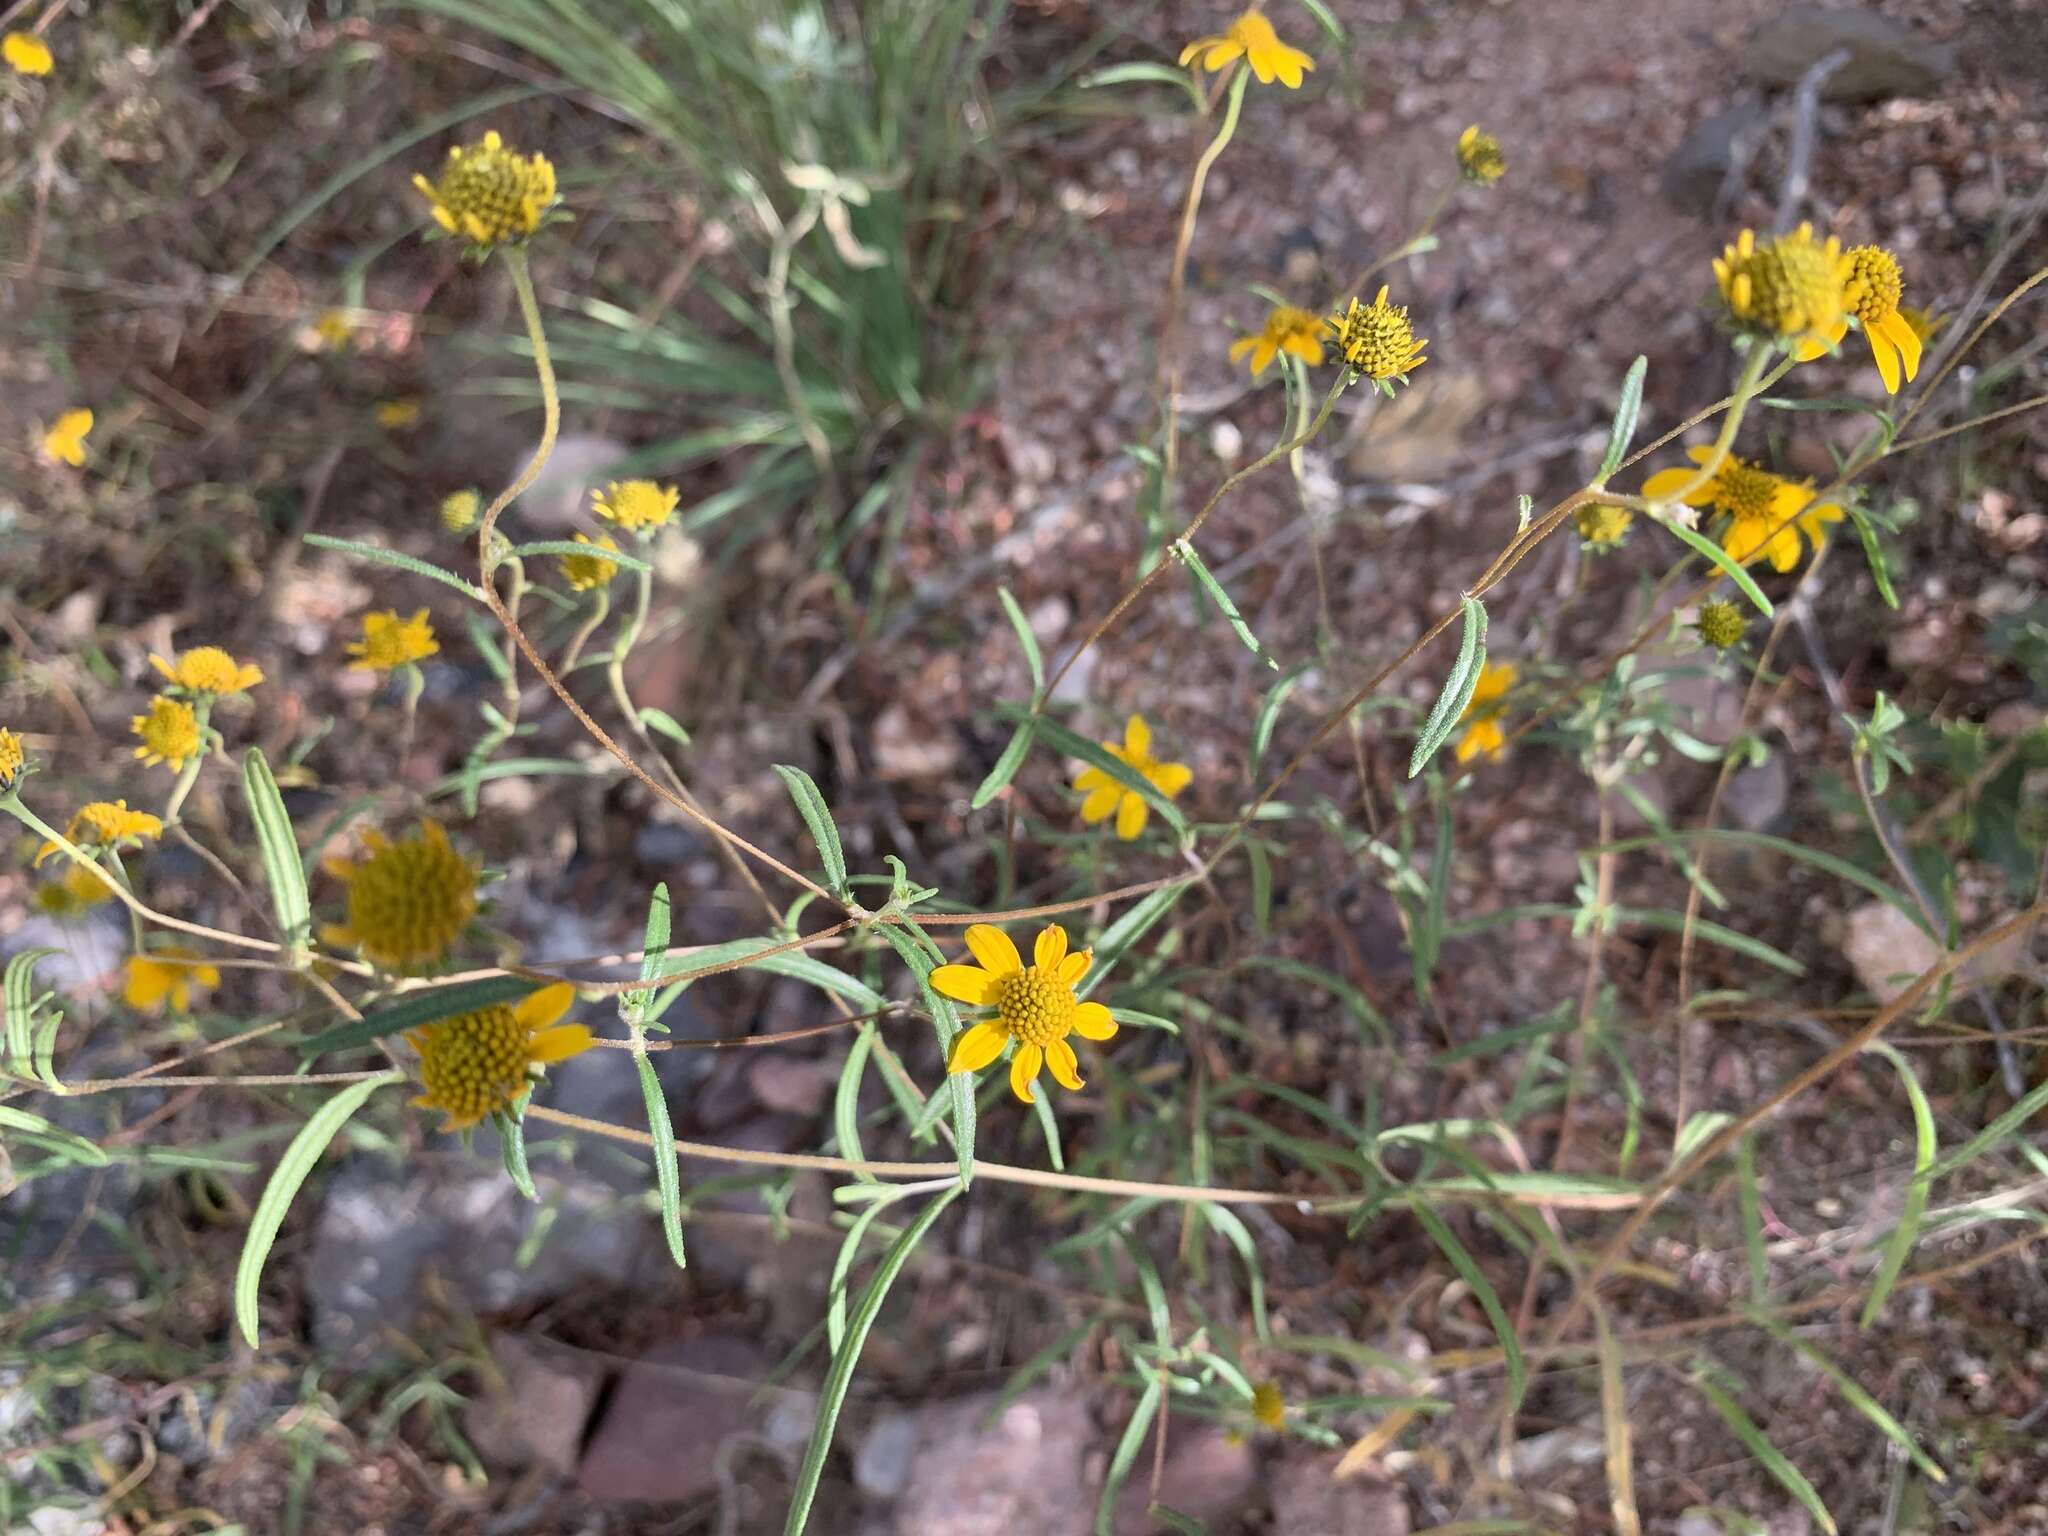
top-left (1009, 1043), bottom-right (1044, 1103)
top-left (1074, 767), bottom-right (1113, 793)
top-left (1765, 525), bottom-right (1802, 573)
top-left (1123, 714), bottom-right (1151, 760)
top-left (1642, 467), bottom-right (1705, 503)
top-left (1249, 338), bottom-right (1278, 376)
top-left (1228, 336), bottom-right (1260, 364)
top-left (1034, 924), bottom-right (1068, 970)
top-left (516, 981), bottom-right (577, 1032)
top-left (1080, 784), bottom-right (1121, 823)
top-left (529, 1023), bottom-right (595, 1064)
top-left (1881, 309), bottom-right (1922, 380)
top-left (1455, 717), bottom-right (1505, 763)
top-left (1070, 1000), bottom-right (1117, 1040)
top-left (931, 964), bottom-right (1001, 1006)
top-left (1045, 1038), bottom-right (1084, 1091)
top-left (1865, 324), bottom-right (1901, 394)
top-left (964, 923), bottom-right (1022, 976)
top-left (948, 1021), bottom-right (1009, 1074)
top-left (1282, 332), bottom-right (1325, 368)
top-left (1114, 792), bottom-right (1148, 841)
top-left (1149, 761), bottom-right (1194, 798)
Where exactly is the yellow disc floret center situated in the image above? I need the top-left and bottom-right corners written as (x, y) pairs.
top-left (1712, 459), bottom-right (1781, 522)
top-left (1331, 291), bottom-right (1423, 380)
top-left (997, 965), bottom-right (1079, 1049)
top-left (342, 829), bottom-right (476, 970)
top-left (415, 1006), bottom-right (531, 1125)
top-left (1843, 245), bottom-right (1904, 323)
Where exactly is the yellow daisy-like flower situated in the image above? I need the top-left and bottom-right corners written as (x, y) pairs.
top-left (1641, 446), bottom-right (1840, 574)
top-left (39, 408), bottom-right (92, 466)
top-left (1696, 598), bottom-right (1747, 650)
top-left (1074, 714), bottom-right (1193, 842)
top-left (132, 696), bottom-right (202, 771)
top-left (1713, 223), bottom-right (1852, 349)
top-left (1179, 9), bottom-right (1314, 88)
top-left (1251, 1382), bottom-right (1287, 1432)
top-left (321, 820), bottom-right (478, 972)
top-left (0, 727), bottom-right (24, 792)
top-left (557, 532), bottom-right (621, 592)
top-left (35, 800), bottom-right (163, 867)
top-left (407, 982), bottom-right (594, 1133)
top-left (151, 645), bottom-right (263, 697)
top-left (374, 398), bottom-right (421, 431)
top-left (4, 31), bottom-right (53, 76)
top-left (1454, 659), bottom-right (1516, 764)
top-left (412, 130), bottom-right (559, 250)
top-left (347, 608), bottom-right (439, 673)
top-left (123, 947), bottom-right (222, 1015)
top-left (1574, 502), bottom-right (1633, 550)
top-left (32, 863), bottom-right (114, 920)
top-left (1329, 286), bottom-right (1428, 383)
top-left (1456, 125), bottom-right (1506, 186)
top-left (1229, 305), bottom-right (1331, 378)
top-left (311, 309), bottom-right (354, 351)
top-left (934, 923), bottom-right (1117, 1104)
top-left (440, 489), bottom-right (482, 535)
top-left (1792, 244), bottom-right (1923, 394)
top-left (591, 479), bottom-right (679, 534)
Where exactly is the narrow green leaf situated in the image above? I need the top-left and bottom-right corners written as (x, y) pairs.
top-left (1411, 1198), bottom-right (1525, 1416)
top-left (303, 534), bottom-right (485, 601)
top-left (1752, 1314), bottom-right (1946, 1485)
top-left (1846, 502), bottom-right (1899, 609)
top-left (300, 975), bottom-right (542, 1058)
top-left (1409, 597), bottom-right (1488, 778)
top-left (1201, 1204), bottom-right (1269, 1341)
top-left (1014, 709), bottom-right (1189, 841)
top-left (1691, 1373), bottom-right (1837, 1535)
top-left (1031, 1085), bottom-right (1065, 1172)
top-left (507, 539), bottom-right (651, 572)
top-left (970, 717), bottom-right (1035, 810)
top-left (1673, 1112), bottom-right (1735, 1166)
top-left (238, 1073), bottom-right (400, 1345)
top-left (1597, 356), bottom-right (1648, 484)
top-left (5, 948), bottom-right (58, 1077)
top-left (1076, 882), bottom-right (1190, 999)
top-left (625, 883), bottom-right (672, 1029)
top-left (0, 1105), bottom-right (108, 1166)
top-left (1095, 1378), bottom-right (1165, 1536)
top-left (1657, 520), bottom-right (1774, 617)
top-left (826, 1187), bottom-right (913, 1355)
top-left (1176, 539), bottom-right (1278, 669)
top-left (1414, 786), bottom-right (1452, 996)
top-left (639, 706), bottom-right (693, 747)
top-left (497, 1105), bottom-right (538, 1202)
top-left (1738, 1133), bottom-right (1769, 1300)
top-left (1930, 1075), bottom-right (2048, 1181)
top-left (997, 586), bottom-right (1044, 695)
top-left (243, 749), bottom-right (310, 959)
top-left (464, 612), bottom-right (514, 686)
top-left (1078, 62), bottom-right (1203, 111)
top-left (1859, 1043), bottom-right (1934, 1326)
top-left (834, 1024), bottom-right (879, 1182)
top-left (635, 1052), bottom-right (687, 1270)
top-left (786, 1186), bottom-right (960, 1536)
top-left (772, 764), bottom-right (848, 897)
top-left (1294, 0), bottom-right (1345, 42)
top-left (1119, 1225), bottom-right (1174, 1347)
top-left (877, 921), bottom-right (975, 1186)
top-left (1251, 662), bottom-right (1309, 775)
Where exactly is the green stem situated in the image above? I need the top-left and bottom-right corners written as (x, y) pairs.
top-left (561, 586), bottom-right (611, 675)
top-left (607, 561), bottom-right (655, 735)
top-left (480, 249), bottom-right (561, 562)
top-left (161, 699), bottom-right (214, 826)
top-left (1621, 344), bottom-right (1773, 514)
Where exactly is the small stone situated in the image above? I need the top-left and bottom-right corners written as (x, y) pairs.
top-left (855, 1410), bottom-right (920, 1500)
top-left (1272, 1454), bottom-right (1410, 1536)
top-left (1744, 9), bottom-right (1956, 103)
top-left (578, 1334), bottom-right (779, 1502)
top-left (1113, 1424), bottom-right (1255, 1533)
top-left (894, 1389), bottom-right (1096, 1536)
top-left (873, 703), bottom-right (961, 781)
top-left (1661, 103), bottom-right (1762, 214)
top-left (1209, 419), bottom-right (1244, 464)
top-left (1841, 900), bottom-right (2032, 1002)
top-left (464, 1333), bottom-right (606, 1474)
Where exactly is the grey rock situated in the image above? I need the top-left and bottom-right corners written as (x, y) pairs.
top-left (854, 1409), bottom-right (920, 1500)
top-left (464, 1332), bottom-right (606, 1475)
top-left (894, 1389), bottom-right (1096, 1536)
top-left (1724, 752), bottom-right (1789, 832)
top-left (516, 432), bottom-right (631, 532)
top-left (1113, 1423), bottom-right (1256, 1533)
top-left (1271, 1454), bottom-right (1410, 1536)
top-left (1745, 9), bottom-right (1956, 103)
top-left (1661, 103), bottom-right (1763, 215)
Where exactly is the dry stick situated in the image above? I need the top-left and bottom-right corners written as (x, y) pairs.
top-left (1891, 264), bottom-right (2048, 441)
top-left (1541, 900), bottom-right (2048, 1349)
top-left (1889, 390), bottom-right (2048, 453)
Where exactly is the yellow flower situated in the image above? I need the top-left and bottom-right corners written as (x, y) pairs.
top-left (1574, 502), bottom-right (1633, 550)
top-left (1640, 446), bottom-right (1840, 574)
top-left (591, 479), bottom-right (679, 533)
top-left (35, 800), bottom-right (163, 867)
top-left (1456, 125), bottom-right (1505, 186)
top-left (374, 398), bottom-right (421, 430)
top-left (4, 31), bottom-right (53, 76)
top-left (1329, 286), bottom-right (1427, 383)
top-left (321, 820), bottom-right (478, 972)
top-left (1792, 244), bottom-right (1922, 394)
top-left (934, 924), bottom-right (1118, 1104)
top-left (407, 982), bottom-right (593, 1133)
top-left (1251, 1382), bottom-right (1287, 1431)
top-left (0, 727), bottom-right (23, 792)
top-left (347, 608), bottom-right (439, 672)
top-left (1696, 598), bottom-right (1747, 650)
top-left (1179, 9), bottom-right (1314, 88)
top-left (1713, 223), bottom-right (1852, 349)
top-left (1229, 305), bottom-right (1331, 377)
top-left (412, 130), bottom-right (559, 250)
top-left (123, 948), bottom-right (221, 1015)
top-left (557, 532), bottom-right (621, 592)
top-left (132, 696), bottom-right (202, 771)
top-left (151, 645), bottom-right (263, 696)
top-left (1074, 714), bottom-right (1193, 841)
top-left (39, 408), bottom-right (92, 466)
top-left (32, 863), bottom-right (113, 920)
top-left (311, 309), bottom-right (354, 351)
top-left (440, 489), bottom-right (482, 534)
top-left (1454, 659), bottom-right (1516, 764)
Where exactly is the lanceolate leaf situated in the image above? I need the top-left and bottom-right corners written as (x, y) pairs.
top-left (1408, 597), bottom-right (1488, 778)
top-left (243, 748), bottom-right (310, 959)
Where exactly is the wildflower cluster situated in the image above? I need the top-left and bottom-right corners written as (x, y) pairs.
top-left (412, 130), bottom-right (559, 251)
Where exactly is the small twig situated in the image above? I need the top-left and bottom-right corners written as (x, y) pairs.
top-left (1773, 48), bottom-right (1851, 231)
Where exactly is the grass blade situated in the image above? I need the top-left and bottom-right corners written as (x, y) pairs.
top-left (876, 921), bottom-right (976, 1186)
top-left (1408, 597), bottom-right (1487, 778)
top-left (1176, 538), bottom-right (1278, 668)
top-left (1858, 1042), bottom-right (1934, 1325)
top-left (1095, 1376), bottom-right (1165, 1536)
top-left (5, 948), bottom-right (58, 1079)
top-left (1691, 1370), bottom-right (1836, 1535)
top-left (634, 1051), bottom-right (687, 1270)
top-left (1751, 1314), bottom-right (1946, 1485)
top-left (970, 716), bottom-right (1035, 810)
top-left (1411, 1197), bottom-right (1524, 1416)
top-left (997, 585), bottom-right (1044, 694)
top-left (1594, 1304), bottom-right (1640, 1536)
top-left (1251, 662), bottom-right (1309, 774)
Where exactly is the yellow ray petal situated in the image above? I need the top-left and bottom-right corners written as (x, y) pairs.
top-left (1045, 1038), bottom-right (1084, 1091)
top-left (1080, 784), bottom-right (1121, 823)
top-left (1070, 1000), bottom-right (1117, 1040)
top-left (529, 1024), bottom-right (594, 1064)
top-left (517, 981), bottom-right (577, 1031)
top-left (948, 1021), bottom-right (1009, 1074)
top-left (964, 923), bottom-right (1021, 976)
top-left (1009, 1043), bottom-right (1043, 1103)
top-left (1115, 792), bottom-right (1148, 841)
top-left (931, 964), bottom-right (1000, 1006)
top-left (1059, 949), bottom-right (1092, 986)
top-left (1033, 924), bottom-right (1068, 970)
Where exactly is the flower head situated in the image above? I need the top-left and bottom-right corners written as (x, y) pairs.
top-left (124, 948), bottom-right (221, 1014)
top-left (1696, 598), bottom-right (1747, 650)
top-left (374, 398), bottom-right (421, 431)
top-left (322, 820), bottom-right (478, 972)
top-left (408, 982), bottom-right (593, 1132)
top-left (557, 532), bottom-right (621, 592)
top-left (33, 863), bottom-right (113, 920)
top-left (1329, 286), bottom-right (1427, 383)
top-left (1713, 224), bottom-right (1852, 349)
top-left (39, 409), bottom-right (92, 466)
top-left (4, 31), bottom-right (52, 76)
top-left (311, 309), bottom-right (354, 351)
top-left (347, 608), bottom-right (439, 673)
top-left (412, 130), bottom-right (559, 251)
top-left (440, 489), bottom-right (482, 535)
top-left (132, 696), bottom-right (202, 771)
top-left (36, 800), bottom-right (163, 867)
top-left (151, 646), bottom-right (263, 697)
top-left (592, 479), bottom-right (679, 534)
top-left (934, 924), bottom-right (1117, 1104)
top-left (0, 728), bottom-right (23, 793)
top-left (1250, 1382), bottom-right (1287, 1431)
top-left (1641, 446), bottom-right (1840, 573)
top-left (1454, 659), bottom-right (1516, 763)
top-left (1229, 305), bottom-right (1331, 377)
top-left (1575, 502), bottom-right (1633, 550)
top-left (1792, 244), bottom-right (1923, 394)
top-left (1074, 714), bottom-right (1192, 841)
top-left (1179, 9), bottom-right (1314, 88)
top-left (1457, 125), bottom-right (1506, 186)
